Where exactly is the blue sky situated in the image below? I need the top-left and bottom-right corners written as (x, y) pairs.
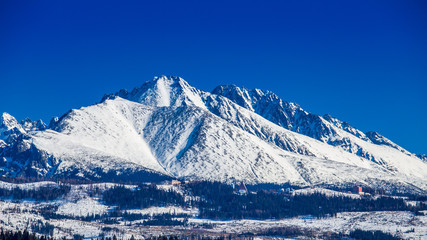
top-left (1, 0), bottom-right (426, 154)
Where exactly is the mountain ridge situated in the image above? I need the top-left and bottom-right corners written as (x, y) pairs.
top-left (212, 84), bottom-right (413, 157)
top-left (1, 76), bottom-right (426, 193)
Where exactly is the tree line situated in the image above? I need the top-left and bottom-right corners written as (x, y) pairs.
top-left (0, 229), bottom-right (52, 240)
top-left (0, 184), bottom-right (71, 201)
top-left (99, 181), bottom-right (427, 220)
top-left (102, 184), bottom-right (186, 209)
top-left (185, 181), bottom-right (426, 220)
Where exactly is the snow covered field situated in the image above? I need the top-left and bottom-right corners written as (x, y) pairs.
top-left (0, 181), bottom-right (426, 239)
top-left (1, 198), bottom-right (425, 239)
top-left (291, 187), bottom-right (362, 199)
top-left (190, 211), bottom-right (427, 239)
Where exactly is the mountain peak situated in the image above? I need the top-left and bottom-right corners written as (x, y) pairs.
top-left (0, 112), bottom-right (26, 142)
top-left (147, 75), bottom-right (190, 90)
top-left (21, 118), bottom-right (47, 132)
top-left (1, 112), bottom-right (15, 123)
top-left (105, 76), bottom-right (206, 108)
top-left (153, 75), bottom-right (185, 84)
top-left (1, 113), bottom-right (21, 131)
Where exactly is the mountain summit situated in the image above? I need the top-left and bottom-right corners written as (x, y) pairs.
top-left (1, 76), bottom-right (426, 193)
top-left (103, 76), bottom-right (206, 108)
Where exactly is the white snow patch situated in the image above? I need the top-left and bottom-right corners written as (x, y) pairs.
top-left (292, 187), bottom-right (361, 199)
top-left (126, 206), bottom-right (197, 216)
top-left (56, 197), bottom-right (109, 217)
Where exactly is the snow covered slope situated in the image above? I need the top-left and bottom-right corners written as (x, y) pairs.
top-left (1, 76), bottom-right (426, 192)
top-left (211, 85), bottom-right (425, 176)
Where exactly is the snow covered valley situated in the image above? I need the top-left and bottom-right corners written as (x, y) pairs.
top-left (0, 180), bottom-right (425, 239)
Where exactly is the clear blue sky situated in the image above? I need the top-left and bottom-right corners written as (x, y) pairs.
top-left (1, 0), bottom-right (426, 154)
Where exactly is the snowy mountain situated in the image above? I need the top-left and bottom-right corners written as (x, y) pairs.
top-left (21, 118), bottom-right (47, 132)
top-left (0, 112), bottom-right (26, 142)
top-left (212, 85), bottom-right (413, 158)
top-left (1, 76), bottom-right (426, 192)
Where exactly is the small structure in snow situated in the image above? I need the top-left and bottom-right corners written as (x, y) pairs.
top-left (171, 180), bottom-right (181, 186)
top-left (238, 182), bottom-right (248, 195)
top-left (353, 186), bottom-right (363, 194)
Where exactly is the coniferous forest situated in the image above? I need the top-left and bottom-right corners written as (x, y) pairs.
top-left (102, 184), bottom-right (185, 209)
top-left (0, 185), bottom-right (71, 201)
top-left (100, 181), bottom-right (426, 220)
top-left (185, 181), bottom-right (426, 220)
top-left (0, 180), bottom-right (425, 239)
top-left (0, 228), bottom-right (403, 240)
